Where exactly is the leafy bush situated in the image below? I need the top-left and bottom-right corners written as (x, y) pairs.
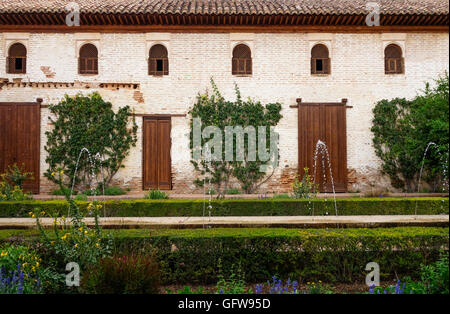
top-left (45, 92), bottom-right (138, 192)
top-left (371, 74), bottom-right (449, 192)
top-left (403, 251), bottom-right (449, 294)
top-left (81, 254), bottom-right (159, 294)
top-left (145, 189), bottom-right (169, 200)
top-left (0, 165), bottom-right (32, 201)
top-left (0, 198), bottom-right (448, 218)
top-left (109, 227), bottom-right (449, 284)
top-left (292, 167), bottom-right (317, 199)
top-left (216, 262), bottom-right (247, 294)
top-left (189, 79), bottom-right (282, 197)
top-left (2, 163), bottom-right (33, 188)
top-left (34, 172), bottom-right (112, 290)
top-left (0, 244), bottom-right (60, 294)
top-left (272, 193), bottom-right (291, 199)
top-left (74, 194), bottom-right (88, 201)
top-left (226, 188), bottom-right (241, 195)
top-left (51, 187), bottom-right (73, 196)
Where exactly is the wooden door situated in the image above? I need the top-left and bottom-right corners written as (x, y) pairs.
top-left (0, 102), bottom-right (40, 193)
top-left (143, 117), bottom-right (171, 190)
top-left (298, 102), bottom-right (347, 192)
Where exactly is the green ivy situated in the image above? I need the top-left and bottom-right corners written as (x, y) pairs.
top-left (189, 79), bottom-right (282, 196)
top-left (371, 74), bottom-right (449, 192)
top-left (44, 93), bottom-right (138, 192)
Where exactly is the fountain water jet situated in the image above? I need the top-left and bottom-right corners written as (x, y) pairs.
top-left (311, 140), bottom-right (338, 217)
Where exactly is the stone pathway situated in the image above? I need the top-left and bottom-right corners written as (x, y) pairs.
top-left (1, 215), bottom-right (447, 229)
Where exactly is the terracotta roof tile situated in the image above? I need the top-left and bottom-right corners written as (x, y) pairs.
top-left (0, 0), bottom-right (448, 15)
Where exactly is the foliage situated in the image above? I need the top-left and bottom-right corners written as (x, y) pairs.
top-left (44, 93), bottom-right (138, 192)
top-left (189, 79), bottom-right (282, 197)
top-left (0, 265), bottom-right (41, 294)
top-left (2, 163), bottom-right (33, 188)
top-left (403, 251), bottom-right (449, 294)
top-left (226, 188), bottom-right (241, 195)
top-left (34, 171), bottom-right (113, 290)
top-left (167, 286), bottom-right (206, 294)
top-left (74, 194), bottom-right (88, 201)
top-left (292, 168), bottom-right (317, 199)
top-left (0, 197), bottom-right (448, 218)
top-left (145, 189), bottom-right (169, 200)
top-left (255, 276), bottom-right (332, 294)
top-left (83, 186), bottom-right (126, 196)
top-left (108, 227), bottom-right (449, 285)
top-left (216, 261), bottom-right (248, 294)
top-left (0, 244), bottom-right (59, 294)
top-left (0, 164), bottom-right (32, 201)
top-left (272, 193), bottom-right (291, 199)
top-left (371, 74), bottom-right (449, 192)
top-left (81, 254), bottom-right (159, 294)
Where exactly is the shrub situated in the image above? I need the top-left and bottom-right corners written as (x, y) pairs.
top-left (145, 189), bottom-right (169, 200)
top-left (0, 198), bottom-right (448, 218)
top-left (81, 254), bottom-right (159, 294)
top-left (0, 165), bottom-right (32, 201)
top-left (189, 79), bottom-right (282, 197)
top-left (34, 172), bottom-right (113, 291)
top-left (403, 251), bottom-right (449, 294)
top-left (110, 227), bottom-right (449, 284)
top-left (2, 163), bottom-right (33, 188)
top-left (216, 261), bottom-right (247, 294)
top-left (272, 193), bottom-right (291, 199)
top-left (371, 74), bottom-right (449, 192)
top-left (0, 244), bottom-right (60, 293)
top-left (292, 167), bottom-right (317, 199)
top-left (45, 92), bottom-right (138, 192)
top-left (226, 188), bottom-right (241, 195)
top-left (74, 194), bottom-right (88, 201)
top-left (51, 187), bottom-right (73, 196)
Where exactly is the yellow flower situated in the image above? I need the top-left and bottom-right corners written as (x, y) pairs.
top-left (96, 204), bottom-right (102, 209)
top-left (74, 244), bottom-right (78, 248)
top-left (59, 170), bottom-right (64, 175)
top-left (51, 172), bottom-right (55, 177)
top-left (84, 231), bottom-right (88, 235)
top-left (28, 211), bottom-right (33, 216)
top-left (96, 243), bottom-right (100, 247)
top-left (50, 241), bottom-right (55, 246)
top-left (40, 211), bottom-right (46, 216)
top-left (32, 214), bottom-right (36, 218)
top-left (36, 262), bottom-right (39, 267)
top-left (79, 227), bottom-right (83, 232)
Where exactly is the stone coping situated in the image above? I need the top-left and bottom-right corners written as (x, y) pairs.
top-left (1, 215), bottom-right (448, 229)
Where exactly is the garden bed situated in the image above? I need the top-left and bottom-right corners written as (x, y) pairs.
top-left (0, 197), bottom-right (448, 218)
top-left (1, 227), bottom-right (448, 285)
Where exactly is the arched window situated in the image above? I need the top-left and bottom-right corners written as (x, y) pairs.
top-left (7, 43), bottom-right (27, 74)
top-left (149, 44), bottom-right (168, 76)
top-left (385, 44), bottom-right (404, 74)
top-left (232, 44), bottom-right (252, 75)
top-left (311, 44), bottom-right (330, 75)
top-left (78, 43), bottom-right (98, 74)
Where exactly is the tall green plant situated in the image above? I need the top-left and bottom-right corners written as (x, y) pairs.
top-left (189, 79), bottom-right (282, 197)
top-left (371, 74), bottom-right (449, 192)
top-left (44, 93), bottom-right (137, 192)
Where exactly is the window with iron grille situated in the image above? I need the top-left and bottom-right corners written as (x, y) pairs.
top-left (311, 44), bottom-right (330, 75)
top-left (78, 43), bottom-right (98, 75)
top-left (232, 44), bottom-right (252, 75)
top-left (149, 44), bottom-right (168, 76)
top-left (7, 43), bottom-right (27, 74)
top-left (384, 44), bottom-right (404, 74)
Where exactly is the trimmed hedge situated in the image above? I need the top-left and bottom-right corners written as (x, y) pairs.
top-left (2, 227), bottom-right (447, 284)
top-left (0, 197), bottom-right (448, 217)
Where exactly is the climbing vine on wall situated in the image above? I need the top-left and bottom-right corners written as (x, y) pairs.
top-left (189, 79), bottom-right (282, 197)
top-left (371, 74), bottom-right (449, 192)
top-left (45, 93), bottom-right (138, 191)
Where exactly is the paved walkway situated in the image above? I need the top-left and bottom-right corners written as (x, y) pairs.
top-left (1, 215), bottom-right (448, 229)
top-left (31, 192), bottom-right (449, 201)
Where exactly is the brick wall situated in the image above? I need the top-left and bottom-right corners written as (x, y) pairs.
top-left (0, 32), bottom-right (448, 193)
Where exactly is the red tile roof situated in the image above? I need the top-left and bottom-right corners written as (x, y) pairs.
top-left (1, 0), bottom-right (448, 15)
